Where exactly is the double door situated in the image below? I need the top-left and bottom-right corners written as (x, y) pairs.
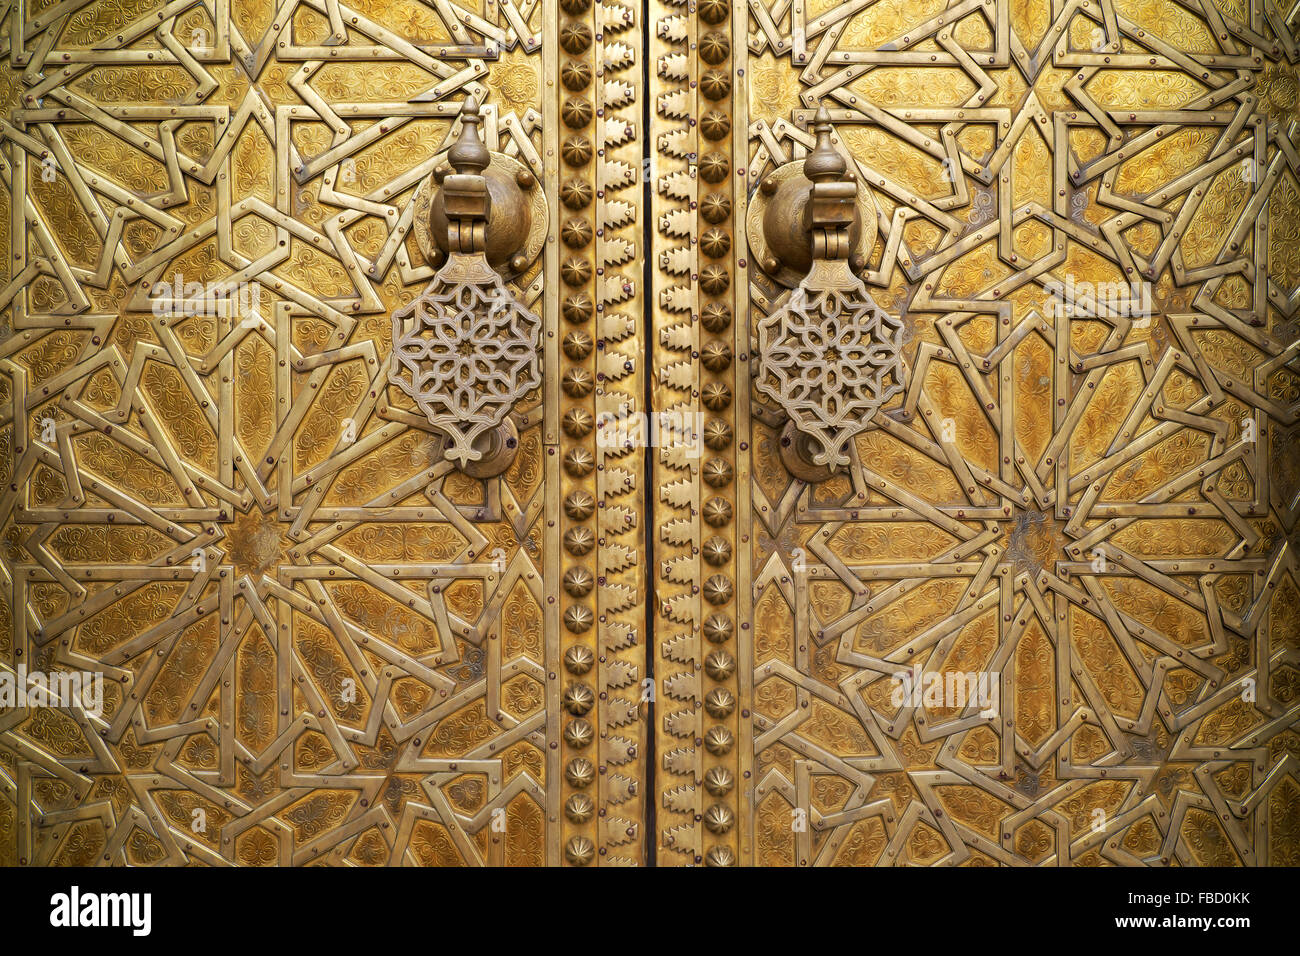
top-left (2, 0), bottom-right (1298, 867)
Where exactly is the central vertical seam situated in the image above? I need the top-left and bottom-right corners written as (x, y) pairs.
top-left (640, 0), bottom-right (658, 867)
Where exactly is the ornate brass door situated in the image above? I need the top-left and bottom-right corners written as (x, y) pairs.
top-left (1, 0), bottom-right (1297, 868)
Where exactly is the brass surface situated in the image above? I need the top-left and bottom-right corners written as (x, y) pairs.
top-left (0, 0), bottom-right (647, 867)
top-left (0, 0), bottom-right (1297, 868)
top-left (654, 0), bottom-right (1300, 866)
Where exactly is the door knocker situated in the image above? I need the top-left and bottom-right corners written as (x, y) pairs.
top-left (389, 96), bottom-right (547, 478)
top-left (747, 106), bottom-right (905, 482)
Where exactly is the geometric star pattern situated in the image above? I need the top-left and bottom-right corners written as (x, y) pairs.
top-left (735, 0), bottom-right (1300, 865)
top-left (1, 0), bottom-right (1298, 868)
top-left (0, 0), bottom-right (567, 866)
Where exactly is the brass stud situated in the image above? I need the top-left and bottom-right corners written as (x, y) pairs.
top-left (703, 574), bottom-right (733, 605)
top-left (562, 682), bottom-right (594, 715)
top-left (561, 258), bottom-right (592, 286)
top-left (562, 218), bottom-right (593, 248)
top-left (704, 724), bottom-right (735, 753)
top-left (564, 447), bottom-right (595, 477)
top-left (700, 264), bottom-right (730, 295)
top-left (700, 193), bottom-right (732, 223)
top-left (707, 686), bottom-right (738, 717)
top-left (563, 330), bottom-right (594, 360)
top-left (699, 32), bottom-right (731, 65)
top-left (564, 757), bottom-right (595, 789)
top-left (564, 645), bottom-right (595, 675)
top-left (701, 381), bottom-right (732, 410)
top-left (703, 803), bottom-right (735, 834)
top-left (703, 613), bottom-right (734, 643)
top-left (703, 419), bottom-right (733, 450)
top-left (701, 302), bottom-right (732, 332)
top-left (699, 152), bottom-right (730, 183)
top-left (564, 490), bottom-right (596, 520)
top-left (702, 496), bottom-right (733, 526)
top-left (564, 836), bottom-right (595, 866)
top-left (702, 535), bottom-right (732, 566)
top-left (563, 566), bottom-right (595, 598)
top-left (704, 766), bottom-right (735, 797)
top-left (562, 366), bottom-right (595, 397)
top-left (560, 61), bottom-right (592, 91)
top-left (561, 179), bottom-right (593, 210)
top-left (700, 227), bottom-right (731, 258)
top-left (562, 98), bottom-right (594, 128)
top-left (699, 0), bottom-right (729, 24)
top-left (562, 406), bottom-right (595, 438)
top-left (705, 649), bottom-right (736, 681)
top-left (562, 136), bottom-right (593, 166)
top-left (562, 292), bottom-right (594, 323)
top-left (702, 457), bottom-right (734, 487)
top-left (563, 604), bottom-right (594, 633)
top-left (564, 526), bottom-right (595, 555)
top-left (701, 340), bottom-right (732, 372)
top-left (700, 69), bottom-right (732, 101)
top-left (701, 110), bottom-right (732, 141)
top-left (564, 718), bottom-right (595, 748)
top-left (705, 845), bottom-right (736, 867)
top-left (564, 793), bottom-right (595, 824)
top-left (559, 22), bottom-right (592, 54)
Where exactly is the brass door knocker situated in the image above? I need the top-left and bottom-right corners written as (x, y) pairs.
top-left (389, 97), bottom-right (546, 478)
top-left (748, 107), bottom-right (904, 482)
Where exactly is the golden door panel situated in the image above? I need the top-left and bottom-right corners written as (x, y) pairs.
top-left (648, 0), bottom-right (1300, 865)
top-left (0, 0), bottom-right (648, 866)
top-left (1, 0), bottom-right (1298, 868)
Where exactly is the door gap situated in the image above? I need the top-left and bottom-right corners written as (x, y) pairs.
top-left (639, 0), bottom-right (657, 866)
